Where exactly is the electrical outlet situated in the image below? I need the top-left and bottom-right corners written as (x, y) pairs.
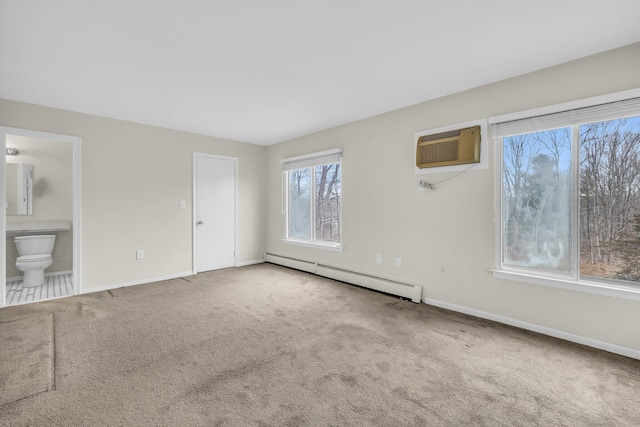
top-left (395, 257), bottom-right (401, 267)
top-left (136, 250), bottom-right (144, 260)
top-left (376, 254), bottom-right (382, 264)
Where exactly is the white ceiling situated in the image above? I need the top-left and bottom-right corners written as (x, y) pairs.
top-left (1, 1), bottom-right (639, 145)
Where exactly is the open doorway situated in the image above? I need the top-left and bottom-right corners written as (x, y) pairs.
top-left (1, 127), bottom-right (81, 307)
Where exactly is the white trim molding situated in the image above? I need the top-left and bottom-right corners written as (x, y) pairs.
top-left (6, 270), bottom-right (74, 282)
top-left (79, 271), bottom-right (194, 295)
top-left (491, 269), bottom-right (640, 302)
top-left (282, 239), bottom-right (344, 252)
top-left (281, 148), bottom-right (342, 170)
top-left (424, 298), bottom-right (640, 361)
top-left (489, 88), bottom-right (640, 126)
top-left (1, 130), bottom-right (5, 308)
top-left (236, 259), bottom-right (264, 267)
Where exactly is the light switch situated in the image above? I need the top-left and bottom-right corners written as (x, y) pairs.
top-left (180, 200), bottom-right (186, 209)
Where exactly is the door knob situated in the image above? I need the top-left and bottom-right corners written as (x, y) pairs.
top-left (197, 220), bottom-right (204, 225)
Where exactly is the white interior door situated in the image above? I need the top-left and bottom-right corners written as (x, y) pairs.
top-left (194, 154), bottom-right (236, 273)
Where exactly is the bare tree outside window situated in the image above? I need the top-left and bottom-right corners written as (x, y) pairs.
top-left (579, 117), bottom-right (640, 283)
top-left (315, 164), bottom-right (341, 243)
top-left (286, 162), bottom-right (341, 245)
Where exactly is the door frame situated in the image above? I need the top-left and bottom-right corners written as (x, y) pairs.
top-left (192, 152), bottom-right (238, 274)
top-left (1, 126), bottom-right (82, 307)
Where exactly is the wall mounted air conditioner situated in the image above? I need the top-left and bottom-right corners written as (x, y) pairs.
top-left (416, 125), bottom-right (481, 168)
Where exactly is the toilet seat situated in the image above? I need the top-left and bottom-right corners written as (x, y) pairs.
top-left (17, 254), bottom-right (52, 263)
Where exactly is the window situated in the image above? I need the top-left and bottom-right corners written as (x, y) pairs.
top-left (282, 149), bottom-right (342, 249)
top-left (493, 96), bottom-right (640, 295)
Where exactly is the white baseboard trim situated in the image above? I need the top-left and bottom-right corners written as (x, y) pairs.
top-left (237, 259), bottom-right (264, 267)
top-left (6, 270), bottom-right (73, 282)
top-left (79, 271), bottom-right (195, 295)
top-left (424, 298), bottom-right (640, 361)
top-left (47, 270), bottom-right (73, 277)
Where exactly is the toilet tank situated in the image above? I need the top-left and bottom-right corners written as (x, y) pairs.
top-left (14, 235), bottom-right (56, 256)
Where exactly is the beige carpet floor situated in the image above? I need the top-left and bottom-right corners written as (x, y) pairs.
top-left (1, 263), bottom-right (639, 426)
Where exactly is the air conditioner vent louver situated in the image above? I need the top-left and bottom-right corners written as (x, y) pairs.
top-left (416, 125), bottom-right (481, 168)
top-left (419, 140), bottom-right (459, 164)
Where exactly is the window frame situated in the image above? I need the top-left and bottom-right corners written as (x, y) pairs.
top-left (282, 149), bottom-right (343, 251)
top-left (490, 89), bottom-right (640, 302)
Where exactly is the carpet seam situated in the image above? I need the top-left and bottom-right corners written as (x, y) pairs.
top-left (0, 390), bottom-right (51, 410)
top-left (0, 315), bottom-right (48, 325)
top-left (50, 312), bottom-right (56, 392)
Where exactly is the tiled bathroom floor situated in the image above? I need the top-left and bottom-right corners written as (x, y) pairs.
top-left (6, 273), bottom-right (74, 305)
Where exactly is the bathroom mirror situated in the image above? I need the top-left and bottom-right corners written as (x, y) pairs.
top-left (5, 163), bottom-right (33, 215)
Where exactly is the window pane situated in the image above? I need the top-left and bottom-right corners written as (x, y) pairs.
top-left (502, 129), bottom-right (572, 272)
top-left (314, 163), bottom-right (341, 243)
top-left (288, 168), bottom-right (311, 240)
top-left (579, 116), bottom-right (640, 284)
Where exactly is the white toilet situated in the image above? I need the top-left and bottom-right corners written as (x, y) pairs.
top-left (14, 235), bottom-right (56, 288)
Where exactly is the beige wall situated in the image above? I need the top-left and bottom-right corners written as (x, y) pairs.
top-left (265, 42), bottom-right (640, 351)
top-left (2, 42), bottom-right (639, 352)
top-left (1, 100), bottom-right (267, 290)
top-left (5, 135), bottom-right (74, 276)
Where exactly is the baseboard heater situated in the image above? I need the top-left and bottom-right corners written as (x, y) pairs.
top-left (264, 253), bottom-right (422, 303)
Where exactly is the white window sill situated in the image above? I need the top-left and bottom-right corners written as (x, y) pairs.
top-left (490, 269), bottom-right (640, 302)
top-left (282, 239), bottom-right (344, 252)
